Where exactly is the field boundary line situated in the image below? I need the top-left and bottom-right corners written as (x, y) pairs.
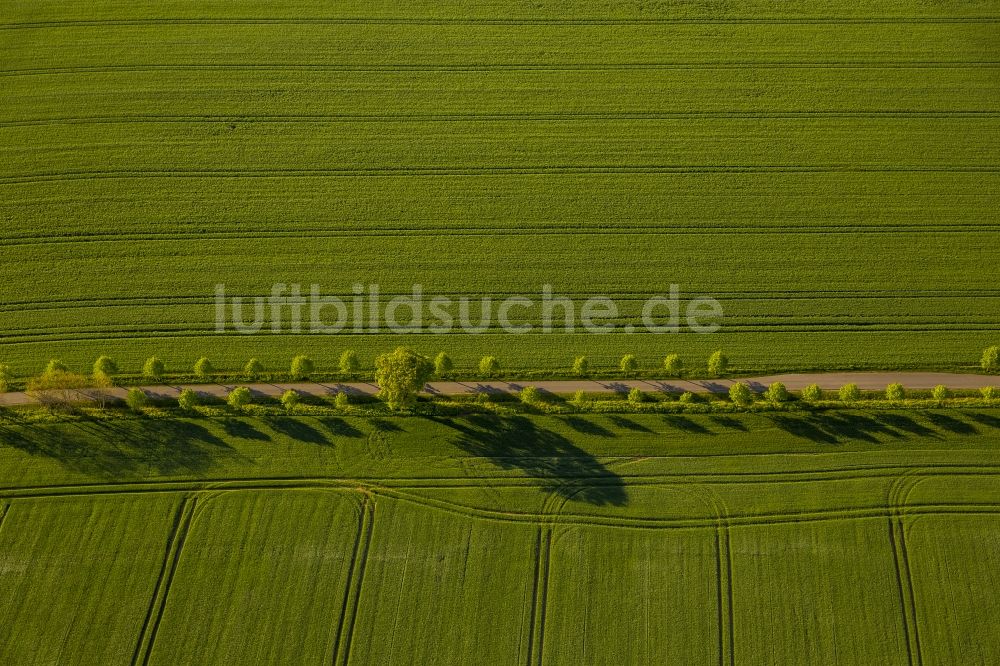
top-left (4, 17), bottom-right (1000, 30)
top-left (3, 63), bottom-right (1000, 78)
top-left (6, 110), bottom-right (1000, 127)
top-left (131, 496), bottom-right (197, 666)
top-left (332, 496), bottom-right (374, 666)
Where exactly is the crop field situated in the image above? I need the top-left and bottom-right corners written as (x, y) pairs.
top-left (1, 1), bottom-right (999, 374)
top-left (0, 409), bottom-right (999, 663)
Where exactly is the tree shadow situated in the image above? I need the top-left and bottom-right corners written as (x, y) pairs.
top-left (560, 416), bottom-right (615, 438)
top-left (316, 417), bottom-right (364, 439)
top-left (367, 418), bottom-right (404, 433)
top-left (870, 413), bottom-right (938, 438)
top-left (663, 415), bottom-right (712, 435)
top-left (768, 412), bottom-right (920, 444)
top-left (605, 415), bottom-right (654, 433)
top-left (438, 414), bottom-right (627, 506)
top-left (222, 418), bottom-right (271, 441)
top-left (962, 411), bottom-right (1000, 430)
top-left (922, 411), bottom-right (978, 435)
top-left (708, 416), bottom-right (749, 432)
top-left (0, 414), bottom-right (240, 480)
top-left (265, 417), bottom-right (329, 445)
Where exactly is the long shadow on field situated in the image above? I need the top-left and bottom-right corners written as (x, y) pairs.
top-left (436, 414), bottom-right (627, 506)
top-left (766, 410), bottom-right (992, 445)
top-left (0, 412), bottom-right (241, 479)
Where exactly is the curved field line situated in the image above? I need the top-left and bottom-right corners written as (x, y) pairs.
top-left (131, 496), bottom-right (196, 666)
top-left (2, 63), bottom-right (1000, 78)
top-left (3, 17), bottom-right (1000, 30)
top-left (525, 526), bottom-right (552, 666)
top-left (3, 464), bottom-right (1000, 500)
top-left (331, 496), bottom-right (374, 666)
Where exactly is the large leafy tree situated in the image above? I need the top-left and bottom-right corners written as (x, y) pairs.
top-left (375, 347), bottom-right (434, 410)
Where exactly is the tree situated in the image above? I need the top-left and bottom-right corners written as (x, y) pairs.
top-left (335, 391), bottom-right (351, 410)
top-left (885, 383), bottom-right (905, 401)
top-left (0, 364), bottom-right (13, 393)
top-left (243, 358), bottom-right (265, 380)
top-left (193, 357), bottom-right (214, 379)
top-left (143, 356), bottom-right (165, 381)
top-left (663, 354), bottom-right (682, 376)
top-left (339, 350), bottom-right (360, 376)
top-left (227, 386), bottom-right (252, 410)
top-left (45, 359), bottom-right (68, 375)
top-left (982, 386), bottom-right (999, 401)
top-left (620, 354), bottom-right (638, 376)
top-left (27, 369), bottom-right (90, 411)
top-left (571, 390), bottom-right (588, 406)
top-left (434, 352), bottom-right (453, 378)
top-left (520, 386), bottom-right (541, 405)
top-left (764, 382), bottom-right (789, 403)
top-left (708, 350), bottom-right (728, 377)
top-left (983, 346), bottom-right (1000, 373)
top-left (281, 389), bottom-right (301, 412)
top-left (679, 391), bottom-right (697, 404)
top-left (839, 383), bottom-right (861, 403)
top-left (290, 355), bottom-right (314, 380)
top-left (92, 356), bottom-right (118, 381)
top-left (572, 356), bottom-right (589, 377)
top-left (628, 387), bottom-right (645, 404)
top-left (126, 388), bottom-right (149, 412)
top-left (178, 388), bottom-right (199, 412)
top-left (801, 384), bottom-right (823, 402)
top-left (932, 385), bottom-right (951, 402)
top-left (479, 356), bottom-right (500, 378)
top-left (729, 382), bottom-right (753, 406)
top-left (375, 347), bottom-right (434, 410)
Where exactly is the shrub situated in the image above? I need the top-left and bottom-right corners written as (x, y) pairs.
top-left (479, 356), bottom-right (500, 378)
top-left (339, 350), bottom-right (360, 375)
top-left (885, 383), bottom-right (905, 401)
top-left (335, 392), bottom-right (351, 410)
top-left (243, 358), bottom-right (264, 380)
top-left (620, 354), bottom-right (638, 376)
top-left (932, 385), bottom-right (951, 401)
top-left (707, 350), bottom-right (728, 377)
top-left (93, 356), bottom-right (118, 380)
top-left (125, 388), bottom-right (149, 412)
top-left (178, 388), bottom-right (199, 412)
top-left (628, 387), bottom-right (645, 404)
top-left (663, 354), bottom-right (682, 376)
top-left (227, 386), bottom-right (252, 409)
top-left (434, 352), bottom-right (453, 377)
top-left (729, 382), bottom-right (753, 406)
top-left (572, 356), bottom-right (589, 377)
top-left (290, 354), bottom-right (314, 381)
top-left (280, 389), bottom-right (301, 412)
top-left (143, 356), bottom-right (165, 381)
top-left (839, 383), bottom-right (861, 402)
top-left (193, 357), bottom-right (214, 379)
top-left (801, 384), bottom-right (822, 402)
top-left (764, 382), bottom-right (789, 403)
top-left (679, 391), bottom-right (697, 404)
top-left (375, 347), bottom-right (434, 410)
top-left (984, 346), bottom-right (1000, 373)
top-left (982, 386), bottom-right (999, 401)
top-left (571, 390), bottom-right (588, 406)
top-left (44, 359), bottom-right (68, 376)
top-left (0, 364), bottom-right (13, 393)
top-left (520, 386), bottom-right (541, 405)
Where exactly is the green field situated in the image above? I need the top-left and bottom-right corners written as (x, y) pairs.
top-left (2, 1), bottom-right (999, 374)
top-left (0, 409), bottom-right (999, 663)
